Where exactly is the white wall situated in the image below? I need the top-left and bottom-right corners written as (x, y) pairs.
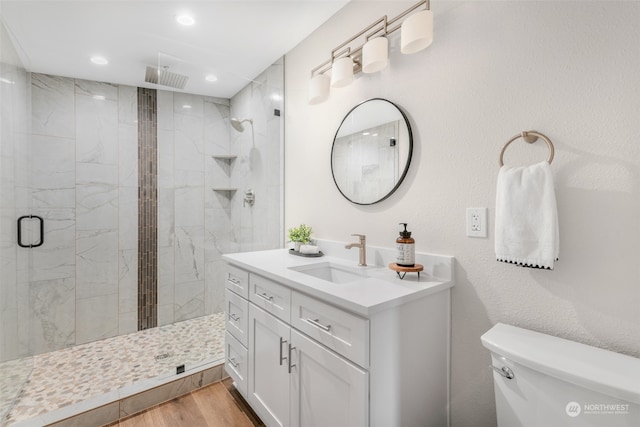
top-left (285, 1), bottom-right (640, 425)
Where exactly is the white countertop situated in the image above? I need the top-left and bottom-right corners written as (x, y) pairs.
top-left (222, 246), bottom-right (454, 317)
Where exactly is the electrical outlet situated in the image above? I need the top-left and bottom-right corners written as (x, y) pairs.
top-left (466, 208), bottom-right (488, 238)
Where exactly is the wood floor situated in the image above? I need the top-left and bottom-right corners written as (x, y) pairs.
top-left (114, 378), bottom-right (264, 427)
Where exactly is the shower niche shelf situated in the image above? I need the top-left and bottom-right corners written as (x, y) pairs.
top-left (211, 155), bottom-right (237, 178)
top-left (211, 187), bottom-right (238, 195)
top-left (211, 154), bottom-right (238, 162)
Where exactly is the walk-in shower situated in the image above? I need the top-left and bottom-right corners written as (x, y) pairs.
top-left (0, 16), bottom-right (284, 423)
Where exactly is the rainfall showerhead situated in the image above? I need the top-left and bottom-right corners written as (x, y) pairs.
top-left (231, 118), bottom-right (253, 132)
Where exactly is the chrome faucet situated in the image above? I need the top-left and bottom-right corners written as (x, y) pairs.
top-left (345, 234), bottom-right (367, 267)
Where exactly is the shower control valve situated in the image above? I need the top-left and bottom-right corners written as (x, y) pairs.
top-left (243, 189), bottom-right (255, 207)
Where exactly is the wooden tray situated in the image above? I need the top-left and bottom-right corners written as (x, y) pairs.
top-left (389, 263), bottom-right (424, 279)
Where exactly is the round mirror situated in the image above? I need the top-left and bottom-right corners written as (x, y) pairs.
top-left (331, 98), bottom-right (413, 205)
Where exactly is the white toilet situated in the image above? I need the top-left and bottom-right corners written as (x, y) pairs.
top-left (481, 323), bottom-right (640, 426)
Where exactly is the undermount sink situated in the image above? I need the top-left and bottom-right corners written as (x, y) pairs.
top-left (289, 262), bottom-right (370, 284)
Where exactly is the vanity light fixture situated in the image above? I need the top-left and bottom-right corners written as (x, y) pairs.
top-left (308, 0), bottom-right (433, 104)
top-left (331, 56), bottom-right (355, 88)
top-left (401, 7), bottom-right (433, 53)
top-left (362, 36), bottom-right (389, 74)
top-left (308, 74), bottom-right (330, 104)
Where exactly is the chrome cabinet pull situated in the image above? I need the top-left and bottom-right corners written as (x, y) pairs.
top-left (228, 313), bottom-right (240, 322)
top-left (228, 358), bottom-right (239, 368)
top-left (307, 318), bottom-right (331, 332)
top-left (256, 292), bottom-right (274, 303)
top-left (288, 344), bottom-right (296, 373)
top-left (491, 365), bottom-right (515, 379)
top-left (279, 337), bottom-right (287, 366)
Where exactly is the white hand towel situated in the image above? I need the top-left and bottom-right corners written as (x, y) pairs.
top-left (495, 161), bottom-right (559, 269)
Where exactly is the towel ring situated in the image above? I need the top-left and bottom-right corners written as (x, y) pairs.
top-left (499, 130), bottom-right (555, 167)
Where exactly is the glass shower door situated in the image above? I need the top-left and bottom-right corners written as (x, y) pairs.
top-left (0, 28), bottom-right (34, 422)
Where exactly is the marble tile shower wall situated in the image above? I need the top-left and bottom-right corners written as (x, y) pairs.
top-left (229, 58), bottom-right (284, 253)
top-left (156, 91), bottom-right (233, 326)
top-left (13, 74), bottom-right (139, 356)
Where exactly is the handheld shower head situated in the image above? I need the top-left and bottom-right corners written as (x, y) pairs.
top-left (231, 118), bottom-right (253, 132)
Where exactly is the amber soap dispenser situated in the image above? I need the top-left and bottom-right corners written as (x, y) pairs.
top-left (396, 223), bottom-right (415, 267)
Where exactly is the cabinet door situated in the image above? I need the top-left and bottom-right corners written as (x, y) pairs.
top-left (248, 304), bottom-right (291, 427)
top-left (290, 329), bottom-right (368, 427)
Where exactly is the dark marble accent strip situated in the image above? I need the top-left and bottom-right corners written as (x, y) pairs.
top-left (137, 88), bottom-right (158, 330)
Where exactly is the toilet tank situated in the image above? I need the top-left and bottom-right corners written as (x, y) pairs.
top-left (481, 323), bottom-right (640, 427)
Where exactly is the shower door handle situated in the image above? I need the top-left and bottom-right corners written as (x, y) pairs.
top-left (17, 215), bottom-right (44, 248)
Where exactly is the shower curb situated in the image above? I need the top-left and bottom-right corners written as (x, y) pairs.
top-left (9, 361), bottom-right (226, 427)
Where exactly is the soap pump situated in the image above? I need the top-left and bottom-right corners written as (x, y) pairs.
top-left (396, 223), bottom-right (415, 267)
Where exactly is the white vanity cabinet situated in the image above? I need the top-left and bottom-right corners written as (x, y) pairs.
top-left (243, 275), bottom-right (368, 427)
top-left (246, 307), bottom-right (368, 427)
top-left (224, 248), bottom-right (453, 427)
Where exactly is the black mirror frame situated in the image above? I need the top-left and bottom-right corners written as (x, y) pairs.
top-left (331, 98), bottom-right (413, 205)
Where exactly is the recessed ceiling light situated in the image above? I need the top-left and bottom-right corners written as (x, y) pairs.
top-left (205, 74), bottom-right (218, 82)
top-left (182, 104), bottom-right (192, 109)
top-left (176, 15), bottom-right (195, 26)
top-left (92, 95), bottom-right (106, 101)
top-left (90, 56), bottom-right (108, 65)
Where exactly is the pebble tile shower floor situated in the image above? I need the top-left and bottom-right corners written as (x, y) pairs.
top-left (2, 313), bottom-right (225, 425)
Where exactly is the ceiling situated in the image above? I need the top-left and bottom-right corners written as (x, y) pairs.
top-left (0, 0), bottom-right (350, 98)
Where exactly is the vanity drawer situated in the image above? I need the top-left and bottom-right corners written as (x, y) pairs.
top-left (226, 264), bottom-right (249, 299)
top-left (249, 274), bottom-right (291, 323)
top-left (225, 331), bottom-right (248, 398)
top-left (292, 291), bottom-right (369, 368)
top-left (226, 289), bottom-right (249, 347)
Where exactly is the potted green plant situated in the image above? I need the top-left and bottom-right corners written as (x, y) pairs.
top-left (288, 224), bottom-right (312, 251)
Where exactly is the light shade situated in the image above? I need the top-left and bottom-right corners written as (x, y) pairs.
top-left (362, 37), bottom-right (389, 74)
top-left (331, 56), bottom-right (354, 88)
top-left (401, 9), bottom-right (433, 54)
top-left (308, 74), bottom-right (330, 104)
